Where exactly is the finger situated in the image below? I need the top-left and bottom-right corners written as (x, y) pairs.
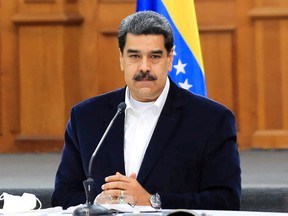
top-left (129, 172), bottom-right (137, 179)
top-left (105, 174), bottom-right (130, 183)
top-left (105, 174), bottom-right (120, 182)
top-left (101, 189), bottom-right (124, 197)
top-left (102, 181), bottom-right (129, 191)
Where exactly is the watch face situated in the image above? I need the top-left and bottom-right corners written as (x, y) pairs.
top-left (150, 193), bottom-right (161, 209)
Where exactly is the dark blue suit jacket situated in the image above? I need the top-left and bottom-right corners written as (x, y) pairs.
top-left (51, 79), bottom-right (241, 210)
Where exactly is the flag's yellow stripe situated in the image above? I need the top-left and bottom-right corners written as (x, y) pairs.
top-left (162, 0), bottom-right (204, 72)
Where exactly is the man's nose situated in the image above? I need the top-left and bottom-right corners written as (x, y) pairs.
top-left (139, 57), bottom-right (151, 71)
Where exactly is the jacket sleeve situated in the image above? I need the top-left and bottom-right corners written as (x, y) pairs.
top-left (160, 109), bottom-right (241, 210)
top-left (51, 106), bottom-right (87, 209)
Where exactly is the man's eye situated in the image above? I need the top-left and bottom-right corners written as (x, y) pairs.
top-left (129, 55), bottom-right (140, 58)
top-left (151, 55), bottom-right (161, 59)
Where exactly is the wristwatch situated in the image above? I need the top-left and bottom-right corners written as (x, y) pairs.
top-left (149, 193), bottom-right (161, 209)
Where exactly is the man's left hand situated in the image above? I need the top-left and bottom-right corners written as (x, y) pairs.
top-left (101, 172), bottom-right (151, 206)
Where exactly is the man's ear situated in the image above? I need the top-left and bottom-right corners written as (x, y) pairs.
top-left (119, 48), bottom-right (124, 71)
top-left (168, 49), bottom-right (174, 71)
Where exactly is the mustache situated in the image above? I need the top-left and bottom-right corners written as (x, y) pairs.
top-left (133, 71), bottom-right (157, 81)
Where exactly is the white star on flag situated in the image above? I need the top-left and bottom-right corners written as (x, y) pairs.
top-left (173, 59), bottom-right (187, 75)
top-left (179, 79), bottom-right (193, 90)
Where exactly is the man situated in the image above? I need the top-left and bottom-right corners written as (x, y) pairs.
top-left (51, 11), bottom-right (241, 210)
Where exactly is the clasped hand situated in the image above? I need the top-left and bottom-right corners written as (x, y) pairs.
top-left (100, 172), bottom-right (151, 206)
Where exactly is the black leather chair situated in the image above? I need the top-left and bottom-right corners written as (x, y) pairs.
top-left (240, 187), bottom-right (288, 212)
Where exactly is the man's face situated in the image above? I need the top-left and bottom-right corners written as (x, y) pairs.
top-left (120, 33), bottom-right (173, 102)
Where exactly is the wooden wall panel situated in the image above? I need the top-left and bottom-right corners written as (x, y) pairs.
top-left (62, 25), bottom-right (83, 119)
top-left (77, 0), bottom-right (100, 100)
top-left (281, 22), bottom-right (288, 130)
top-left (255, 0), bottom-right (288, 6)
top-left (18, 26), bottom-right (64, 135)
top-left (10, 0), bottom-right (82, 151)
top-left (234, 0), bottom-right (257, 149)
top-left (196, 0), bottom-right (244, 146)
top-left (251, 6), bottom-right (288, 148)
top-left (0, 0), bottom-right (20, 152)
top-left (0, 0), bottom-right (2, 136)
top-left (78, 0), bottom-right (134, 100)
top-left (200, 30), bottom-right (236, 113)
top-left (255, 21), bottom-right (282, 130)
top-left (1, 0), bottom-right (288, 151)
top-left (97, 33), bottom-right (125, 93)
top-left (95, 0), bottom-right (133, 95)
top-left (195, 0), bottom-right (236, 26)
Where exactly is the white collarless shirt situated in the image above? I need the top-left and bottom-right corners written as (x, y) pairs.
top-left (124, 78), bottom-right (170, 177)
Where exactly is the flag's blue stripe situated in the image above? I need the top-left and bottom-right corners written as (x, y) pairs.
top-left (136, 0), bottom-right (207, 96)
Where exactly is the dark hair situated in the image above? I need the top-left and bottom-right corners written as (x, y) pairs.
top-left (118, 10), bottom-right (174, 54)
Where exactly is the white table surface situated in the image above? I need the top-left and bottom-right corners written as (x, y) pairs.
top-left (55, 208), bottom-right (288, 216)
top-left (59, 209), bottom-right (288, 216)
top-left (192, 210), bottom-right (288, 216)
top-left (2, 207), bottom-right (288, 216)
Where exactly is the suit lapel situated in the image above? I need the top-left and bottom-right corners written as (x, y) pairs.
top-left (105, 89), bottom-right (126, 175)
top-left (107, 114), bottom-right (125, 174)
top-left (137, 81), bottom-right (183, 184)
top-left (102, 82), bottom-right (184, 180)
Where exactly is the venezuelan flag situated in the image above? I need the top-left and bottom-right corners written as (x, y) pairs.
top-left (136, 0), bottom-right (207, 97)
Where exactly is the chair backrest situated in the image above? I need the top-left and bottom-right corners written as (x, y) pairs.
top-left (241, 187), bottom-right (288, 212)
